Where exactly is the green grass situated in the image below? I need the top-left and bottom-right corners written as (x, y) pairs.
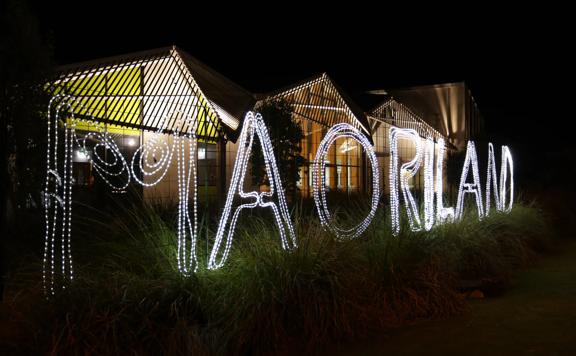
top-left (0, 201), bottom-right (551, 355)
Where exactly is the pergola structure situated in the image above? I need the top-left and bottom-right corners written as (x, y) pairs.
top-left (42, 46), bottom-right (254, 294)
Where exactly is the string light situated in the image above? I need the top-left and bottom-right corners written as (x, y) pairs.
top-left (485, 142), bottom-right (501, 215)
top-left (500, 145), bottom-right (514, 212)
top-left (435, 138), bottom-right (454, 223)
top-left (208, 112), bottom-right (297, 270)
top-left (80, 130), bottom-right (131, 191)
top-left (389, 127), bottom-right (422, 235)
top-left (43, 94), bottom-right (75, 296)
top-left (311, 123), bottom-right (380, 240)
top-left (131, 116), bottom-right (176, 187)
top-left (41, 97), bottom-right (517, 288)
top-left (423, 137), bottom-right (435, 231)
top-left (130, 111), bottom-right (199, 275)
top-left (45, 94), bottom-right (132, 295)
top-left (175, 131), bottom-right (198, 275)
top-left (455, 141), bottom-right (484, 220)
top-left (43, 94), bottom-right (201, 294)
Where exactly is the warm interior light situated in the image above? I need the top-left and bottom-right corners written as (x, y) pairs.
top-left (339, 139), bottom-right (357, 153)
top-left (75, 150), bottom-right (88, 160)
top-left (198, 147), bottom-right (206, 160)
top-left (313, 123), bottom-right (380, 240)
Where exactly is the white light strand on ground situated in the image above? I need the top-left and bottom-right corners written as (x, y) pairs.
top-left (435, 138), bottom-right (454, 224)
top-left (423, 137), bottom-right (435, 231)
top-left (455, 141), bottom-right (484, 220)
top-left (389, 127), bottom-right (423, 235)
top-left (485, 142), bottom-right (502, 215)
top-left (500, 146), bottom-right (514, 212)
top-left (208, 112), bottom-right (297, 270)
top-left (311, 123), bottom-right (380, 240)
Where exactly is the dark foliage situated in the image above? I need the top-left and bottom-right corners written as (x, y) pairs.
top-left (251, 99), bottom-right (305, 196)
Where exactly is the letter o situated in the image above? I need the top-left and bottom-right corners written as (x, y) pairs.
top-left (312, 123), bottom-right (380, 240)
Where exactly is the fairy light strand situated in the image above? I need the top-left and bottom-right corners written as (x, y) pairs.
top-left (500, 146), bottom-right (514, 213)
top-left (423, 137), bottom-right (435, 231)
top-left (41, 97), bottom-right (517, 291)
top-left (455, 141), bottom-right (484, 220)
top-left (130, 115), bottom-right (175, 187)
top-left (43, 95), bottom-right (202, 295)
top-left (43, 95), bottom-right (76, 296)
top-left (311, 123), bottom-right (380, 240)
top-left (389, 127), bottom-right (423, 235)
top-left (435, 138), bottom-right (455, 224)
top-left (485, 142), bottom-right (501, 215)
top-left (130, 111), bottom-right (199, 275)
top-left (208, 112), bottom-right (297, 270)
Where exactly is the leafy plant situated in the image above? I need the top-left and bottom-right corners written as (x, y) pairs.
top-left (0, 202), bottom-right (552, 355)
top-left (251, 98), bottom-right (306, 197)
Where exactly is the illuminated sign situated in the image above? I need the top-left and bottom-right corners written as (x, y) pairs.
top-left (312, 123), bottom-right (380, 240)
top-left (43, 107), bottom-right (514, 282)
top-left (208, 112), bottom-right (297, 270)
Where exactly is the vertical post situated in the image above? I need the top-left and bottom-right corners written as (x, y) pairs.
top-left (361, 149), bottom-right (367, 195)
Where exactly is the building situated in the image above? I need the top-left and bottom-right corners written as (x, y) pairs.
top-left (45, 47), bottom-right (482, 206)
top-left (46, 46), bottom-right (254, 205)
top-left (258, 73), bottom-right (372, 197)
top-left (367, 97), bottom-right (447, 194)
top-left (385, 82), bottom-right (485, 150)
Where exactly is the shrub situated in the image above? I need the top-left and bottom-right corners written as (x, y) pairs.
top-left (0, 202), bottom-right (551, 354)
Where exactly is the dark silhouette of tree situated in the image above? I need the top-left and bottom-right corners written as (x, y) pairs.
top-left (251, 99), bottom-right (305, 198)
top-left (1, 0), bottom-right (54, 300)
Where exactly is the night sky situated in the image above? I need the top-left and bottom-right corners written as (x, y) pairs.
top-left (26, 2), bottom-right (572, 190)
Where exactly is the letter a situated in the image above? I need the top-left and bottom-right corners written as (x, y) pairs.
top-left (456, 141), bottom-right (484, 220)
top-left (208, 112), bottom-right (297, 269)
top-left (485, 142), bottom-right (501, 215)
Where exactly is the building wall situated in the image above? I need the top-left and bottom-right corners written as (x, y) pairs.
top-left (70, 118), bottom-right (450, 206)
top-left (141, 132), bottom-right (187, 204)
top-left (295, 119), bottom-right (362, 197)
top-left (135, 131), bottom-right (222, 205)
top-left (388, 82), bottom-right (485, 151)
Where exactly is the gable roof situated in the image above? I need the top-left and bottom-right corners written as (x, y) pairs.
top-left (176, 48), bottom-right (256, 140)
top-left (262, 73), bottom-right (373, 140)
top-left (47, 46), bottom-right (255, 142)
top-left (368, 98), bottom-right (445, 140)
